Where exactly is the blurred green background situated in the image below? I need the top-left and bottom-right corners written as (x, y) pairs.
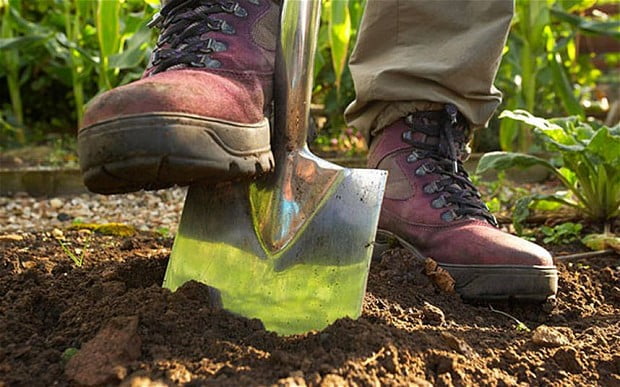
top-left (0, 0), bottom-right (618, 159)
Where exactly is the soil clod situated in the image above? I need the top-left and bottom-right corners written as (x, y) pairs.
top-left (65, 316), bottom-right (142, 386)
top-left (422, 302), bottom-right (446, 325)
top-left (424, 258), bottom-right (455, 293)
top-left (531, 325), bottom-right (572, 347)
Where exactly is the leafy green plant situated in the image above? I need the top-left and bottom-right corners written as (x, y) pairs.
top-left (495, 0), bottom-right (618, 152)
top-left (540, 222), bottom-right (583, 244)
top-left (62, 0), bottom-right (92, 127)
top-left (472, 172), bottom-right (531, 216)
top-left (1, 0), bottom-right (29, 144)
top-left (477, 109), bottom-right (620, 233)
top-left (312, 0), bottom-right (365, 143)
top-left (0, 0), bottom-right (158, 144)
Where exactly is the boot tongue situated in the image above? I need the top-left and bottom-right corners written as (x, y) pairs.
top-left (403, 104), bottom-right (469, 164)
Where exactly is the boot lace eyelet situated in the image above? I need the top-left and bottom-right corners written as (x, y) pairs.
top-left (441, 209), bottom-right (458, 222)
top-left (406, 151), bottom-right (420, 163)
top-left (431, 195), bottom-right (447, 208)
top-left (402, 130), bottom-right (413, 142)
top-left (415, 163), bottom-right (434, 176)
top-left (222, 2), bottom-right (247, 17)
top-left (204, 38), bottom-right (227, 52)
top-left (404, 114), bottom-right (414, 126)
top-left (423, 181), bottom-right (442, 194)
top-left (147, 0), bottom-right (249, 74)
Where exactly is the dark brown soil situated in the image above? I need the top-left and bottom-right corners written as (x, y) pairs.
top-left (1, 230), bottom-right (619, 386)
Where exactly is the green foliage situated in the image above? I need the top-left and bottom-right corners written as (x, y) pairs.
top-left (156, 226), bottom-right (170, 237)
top-left (473, 172), bottom-right (531, 219)
top-left (1, 0), bottom-right (27, 144)
top-left (477, 110), bottom-right (620, 231)
top-left (312, 0), bottom-right (365, 142)
top-left (61, 347), bottom-right (79, 363)
top-left (494, 0), bottom-right (617, 152)
top-left (1, 0), bottom-right (616, 155)
top-left (327, 0), bottom-right (351, 89)
top-left (540, 222), bottom-right (583, 244)
top-left (582, 232), bottom-right (619, 251)
top-left (57, 238), bottom-right (86, 267)
top-left (0, 0), bottom-right (158, 146)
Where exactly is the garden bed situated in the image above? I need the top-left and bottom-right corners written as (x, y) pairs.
top-left (1, 230), bottom-right (618, 386)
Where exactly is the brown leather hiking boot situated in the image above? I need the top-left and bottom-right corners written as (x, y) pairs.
top-left (78, 0), bottom-right (279, 194)
top-left (370, 104), bottom-right (558, 301)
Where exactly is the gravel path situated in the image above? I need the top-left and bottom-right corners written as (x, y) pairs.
top-left (0, 188), bottom-right (186, 234)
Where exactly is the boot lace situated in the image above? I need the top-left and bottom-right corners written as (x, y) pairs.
top-left (146, 0), bottom-right (258, 74)
top-left (402, 104), bottom-right (498, 226)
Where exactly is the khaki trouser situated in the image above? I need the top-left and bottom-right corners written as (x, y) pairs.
top-left (345, 0), bottom-right (514, 138)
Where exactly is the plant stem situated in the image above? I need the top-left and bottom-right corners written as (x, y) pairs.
top-left (555, 249), bottom-right (615, 261)
top-left (488, 305), bottom-right (530, 331)
top-left (64, 1), bottom-right (85, 127)
top-left (99, 56), bottom-right (112, 91)
top-left (1, 1), bottom-right (26, 144)
top-left (548, 167), bottom-right (589, 214)
top-left (6, 65), bottom-right (25, 142)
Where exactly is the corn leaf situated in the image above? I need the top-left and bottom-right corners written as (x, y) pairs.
top-left (96, 0), bottom-right (120, 59)
top-left (499, 100), bottom-right (521, 150)
top-left (109, 25), bottom-right (151, 69)
top-left (548, 52), bottom-right (584, 118)
top-left (329, 0), bottom-right (351, 88)
top-left (0, 34), bottom-right (50, 50)
top-left (550, 8), bottom-right (620, 39)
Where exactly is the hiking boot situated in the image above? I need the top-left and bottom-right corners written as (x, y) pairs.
top-left (370, 104), bottom-right (558, 301)
top-left (78, 0), bottom-right (279, 194)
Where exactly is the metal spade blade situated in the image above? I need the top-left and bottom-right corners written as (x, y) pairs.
top-left (162, 0), bottom-right (387, 335)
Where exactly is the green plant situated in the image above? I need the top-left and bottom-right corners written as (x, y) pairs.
top-left (495, 0), bottom-right (618, 152)
top-left (312, 0), bottom-right (365, 143)
top-left (477, 109), bottom-right (619, 233)
top-left (1, 0), bottom-right (29, 144)
top-left (540, 222), bottom-right (583, 244)
top-left (156, 226), bottom-right (170, 237)
top-left (61, 347), bottom-right (79, 363)
top-left (57, 238), bottom-right (87, 267)
top-left (0, 0), bottom-right (158, 144)
top-left (47, 134), bottom-right (79, 167)
top-left (473, 172), bottom-right (531, 216)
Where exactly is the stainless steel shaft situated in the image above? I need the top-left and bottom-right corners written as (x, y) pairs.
top-left (273, 0), bottom-right (321, 154)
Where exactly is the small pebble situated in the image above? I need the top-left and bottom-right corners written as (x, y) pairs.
top-left (49, 198), bottom-right (63, 209)
top-left (531, 325), bottom-right (571, 347)
top-left (57, 212), bottom-right (73, 222)
top-left (0, 234), bottom-right (24, 243)
top-left (51, 228), bottom-right (64, 239)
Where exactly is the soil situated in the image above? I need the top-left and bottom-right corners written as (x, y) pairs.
top-left (1, 230), bottom-right (619, 386)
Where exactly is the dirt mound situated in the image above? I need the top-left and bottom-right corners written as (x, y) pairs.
top-left (1, 231), bottom-right (618, 386)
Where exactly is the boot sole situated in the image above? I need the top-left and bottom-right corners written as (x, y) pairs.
top-left (373, 229), bottom-right (558, 301)
top-left (78, 113), bottom-right (274, 194)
